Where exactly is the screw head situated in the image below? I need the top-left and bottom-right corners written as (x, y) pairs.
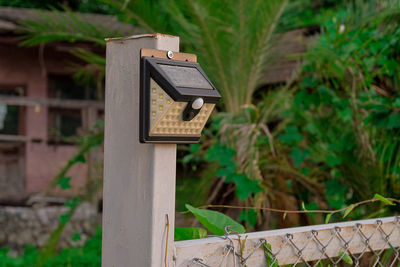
top-left (167, 51), bottom-right (174, 59)
top-left (192, 98), bottom-right (204, 110)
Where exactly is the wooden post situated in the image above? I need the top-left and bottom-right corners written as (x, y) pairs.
top-left (102, 34), bottom-right (179, 267)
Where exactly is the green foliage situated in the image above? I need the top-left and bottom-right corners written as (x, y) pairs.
top-left (178, 0), bottom-right (400, 228)
top-left (304, 202), bottom-right (319, 218)
top-left (226, 173), bottom-right (262, 200)
top-left (263, 242), bottom-right (279, 267)
top-left (205, 143), bottom-right (262, 200)
top-left (74, 154), bottom-right (86, 164)
top-left (279, 126), bottom-right (303, 145)
top-left (56, 176), bottom-right (71, 190)
top-left (238, 209), bottom-right (258, 227)
top-left (204, 143), bottom-right (236, 168)
top-left (185, 204), bottom-right (245, 236)
top-left (0, 246), bottom-right (38, 267)
top-left (71, 233), bottom-right (82, 242)
top-left (290, 147), bottom-right (310, 167)
top-left (0, 228), bottom-right (102, 267)
top-left (343, 204), bottom-right (355, 218)
top-left (325, 179), bottom-right (347, 209)
top-left (38, 197), bottom-right (82, 265)
top-left (325, 213), bottom-right (332, 224)
top-left (53, 122), bottom-right (103, 188)
top-left (163, 0), bottom-right (289, 113)
top-left (279, 0), bottom-right (345, 31)
top-left (339, 250), bottom-right (354, 265)
top-left (0, 0), bottom-right (55, 9)
top-left (182, 143), bottom-right (202, 164)
top-left (281, 0), bottom-right (400, 219)
top-left (374, 194), bottom-right (395, 206)
top-left (102, 0), bottom-right (171, 33)
top-left (0, 0), bottom-right (117, 14)
top-left (70, 48), bottom-right (106, 99)
top-left (174, 227), bottom-right (207, 241)
top-left (20, 7), bottom-right (114, 46)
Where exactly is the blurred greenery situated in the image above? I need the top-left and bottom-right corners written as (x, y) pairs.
top-left (0, 0), bottom-right (116, 14)
top-left (279, 0), bottom-right (345, 31)
top-left (175, 0), bottom-right (400, 229)
top-left (0, 228), bottom-right (101, 267)
top-left (282, 0), bottom-right (400, 218)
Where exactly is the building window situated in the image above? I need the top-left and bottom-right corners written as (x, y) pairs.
top-left (49, 108), bottom-right (82, 142)
top-left (48, 75), bottom-right (96, 144)
top-left (0, 85), bottom-right (25, 136)
top-left (48, 75), bottom-right (97, 100)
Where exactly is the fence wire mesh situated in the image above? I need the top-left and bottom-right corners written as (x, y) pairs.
top-left (175, 216), bottom-right (400, 267)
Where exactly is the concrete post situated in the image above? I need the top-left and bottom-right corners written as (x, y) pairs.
top-left (102, 34), bottom-right (179, 267)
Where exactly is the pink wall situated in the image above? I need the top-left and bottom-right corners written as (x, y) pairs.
top-left (0, 41), bottom-right (88, 195)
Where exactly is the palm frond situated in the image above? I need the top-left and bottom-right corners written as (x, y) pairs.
top-left (19, 7), bottom-right (120, 46)
top-left (102, 0), bottom-right (172, 33)
top-left (163, 0), bottom-right (289, 113)
top-left (219, 86), bottom-right (292, 180)
top-left (69, 48), bottom-right (106, 99)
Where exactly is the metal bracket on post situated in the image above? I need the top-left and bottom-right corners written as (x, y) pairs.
top-left (141, 48), bottom-right (197, 62)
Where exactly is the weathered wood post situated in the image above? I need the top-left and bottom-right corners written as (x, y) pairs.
top-left (102, 34), bottom-right (179, 267)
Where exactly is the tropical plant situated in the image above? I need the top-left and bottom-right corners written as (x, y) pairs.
top-left (159, 0), bottom-right (292, 228)
top-left (162, 0), bottom-right (289, 113)
top-left (181, 0), bottom-right (400, 229)
top-left (281, 0), bottom-right (400, 219)
top-left (198, 87), bottom-right (301, 228)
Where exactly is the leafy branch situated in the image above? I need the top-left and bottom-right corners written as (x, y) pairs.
top-left (193, 194), bottom-right (399, 223)
top-left (52, 124), bottom-right (103, 190)
top-left (19, 7), bottom-right (113, 46)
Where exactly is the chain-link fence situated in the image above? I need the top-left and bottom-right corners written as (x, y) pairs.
top-left (174, 216), bottom-right (400, 267)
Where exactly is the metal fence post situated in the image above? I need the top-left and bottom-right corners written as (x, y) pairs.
top-left (102, 34), bottom-right (179, 267)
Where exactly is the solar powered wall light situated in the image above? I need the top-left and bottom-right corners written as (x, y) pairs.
top-left (140, 49), bottom-right (221, 143)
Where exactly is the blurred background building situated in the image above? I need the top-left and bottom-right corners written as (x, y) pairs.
top-left (0, 7), bottom-right (134, 204)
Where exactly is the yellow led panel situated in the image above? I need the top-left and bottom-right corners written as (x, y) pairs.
top-left (149, 79), bottom-right (215, 137)
top-left (149, 78), bottom-right (173, 131)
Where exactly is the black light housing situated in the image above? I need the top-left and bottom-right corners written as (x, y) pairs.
top-left (140, 51), bottom-right (221, 144)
